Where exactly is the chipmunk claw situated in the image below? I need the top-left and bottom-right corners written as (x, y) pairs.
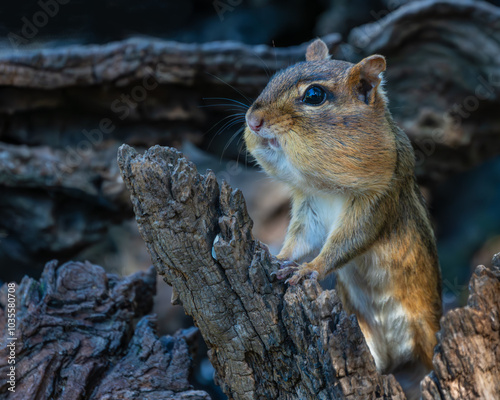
top-left (271, 260), bottom-right (299, 280)
top-left (285, 266), bottom-right (319, 286)
top-left (273, 259), bottom-right (320, 285)
top-left (274, 268), bottom-right (297, 280)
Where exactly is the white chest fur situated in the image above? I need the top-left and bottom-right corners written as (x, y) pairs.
top-left (336, 251), bottom-right (414, 372)
top-left (286, 191), bottom-right (414, 372)
top-left (290, 193), bottom-right (346, 260)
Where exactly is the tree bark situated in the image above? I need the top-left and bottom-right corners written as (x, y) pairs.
top-left (0, 260), bottom-right (210, 400)
top-left (3, 1), bottom-right (500, 274)
top-left (117, 144), bottom-right (500, 400)
top-left (0, 34), bottom-right (341, 91)
top-left (421, 257), bottom-right (500, 399)
top-left (1, 143), bottom-right (497, 400)
top-left (117, 144), bottom-right (407, 400)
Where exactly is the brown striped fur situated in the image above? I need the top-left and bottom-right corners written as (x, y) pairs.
top-left (244, 39), bottom-right (442, 397)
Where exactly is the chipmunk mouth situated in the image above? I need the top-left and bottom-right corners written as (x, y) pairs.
top-left (262, 137), bottom-right (280, 149)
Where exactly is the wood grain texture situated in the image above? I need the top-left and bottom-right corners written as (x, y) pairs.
top-left (421, 256), bottom-right (500, 399)
top-left (117, 144), bottom-right (500, 399)
top-left (0, 34), bottom-right (341, 90)
top-left (349, 0), bottom-right (500, 182)
top-left (3, 143), bottom-right (496, 399)
top-left (117, 143), bottom-right (407, 400)
top-left (3, 1), bottom-right (500, 272)
top-left (0, 260), bottom-right (210, 400)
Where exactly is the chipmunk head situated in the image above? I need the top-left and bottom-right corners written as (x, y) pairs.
top-left (244, 38), bottom-right (397, 196)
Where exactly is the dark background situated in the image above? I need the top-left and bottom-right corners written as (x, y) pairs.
top-left (0, 1), bottom-right (499, 399)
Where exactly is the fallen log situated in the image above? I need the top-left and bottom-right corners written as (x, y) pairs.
top-left (117, 144), bottom-right (408, 400)
top-left (0, 144), bottom-right (497, 399)
top-left (0, 34), bottom-right (341, 91)
top-left (3, 1), bottom-right (500, 273)
top-left (0, 260), bottom-right (210, 400)
top-left (117, 143), bottom-right (500, 400)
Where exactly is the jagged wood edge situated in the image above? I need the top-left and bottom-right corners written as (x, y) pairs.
top-left (0, 260), bottom-right (210, 400)
top-left (117, 144), bottom-right (406, 400)
top-left (420, 258), bottom-right (500, 400)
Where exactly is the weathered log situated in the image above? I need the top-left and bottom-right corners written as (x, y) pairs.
top-left (0, 34), bottom-right (341, 92)
top-left (0, 142), bottom-right (132, 281)
top-left (421, 256), bottom-right (500, 399)
top-left (0, 34), bottom-right (341, 276)
top-left (1, 143), bottom-right (495, 400)
top-left (117, 144), bottom-right (407, 400)
top-left (0, 1), bottom-right (499, 182)
top-left (117, 144), bottom-right (500, 399)
top-left (0, 143), bottom-right (126, 205)
top-left (3, 0), bottom-right (500, 295)
top-left (0, 260), bottom-right (210, 400)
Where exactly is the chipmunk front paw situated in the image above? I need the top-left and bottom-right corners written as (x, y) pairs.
top-left (272, 259), bottom-right (299, 280)
top-left (272, 260), bottom-right (320, 285)
top-left (285, 263), bottom-right (319, 285)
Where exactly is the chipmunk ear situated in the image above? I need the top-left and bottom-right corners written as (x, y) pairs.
top-left (348, 55), bottom-right (386, 104)
top-left (306, 39), bottom-right (330, 61)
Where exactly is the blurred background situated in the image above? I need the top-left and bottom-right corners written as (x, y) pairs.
top-left (0, 0), bottom-right (499, 398)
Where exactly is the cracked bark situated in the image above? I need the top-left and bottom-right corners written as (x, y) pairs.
top-left (0, 34), bottom-right (341, 91)
top-left (117, 144), bottom-right (407, 400)
top-left (421, 257), bottom-right (500, 399)
top-left (117, 144), bottom-right (500, 400)
top-left (6, 144), bottom-right (495, 399)
top-left (3, 1), bottom-right (500, 273)
top-left (0, 260), bottom-right (210, 400)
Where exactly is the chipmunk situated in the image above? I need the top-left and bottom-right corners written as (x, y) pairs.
top-left (244, 39), bottom-right (442, 397)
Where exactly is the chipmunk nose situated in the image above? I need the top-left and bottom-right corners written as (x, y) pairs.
top-left (246, 113), bottom-right (264, 133)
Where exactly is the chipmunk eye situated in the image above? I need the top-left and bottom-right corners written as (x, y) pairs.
top-left (302, 86), bottom-right (327, 106)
